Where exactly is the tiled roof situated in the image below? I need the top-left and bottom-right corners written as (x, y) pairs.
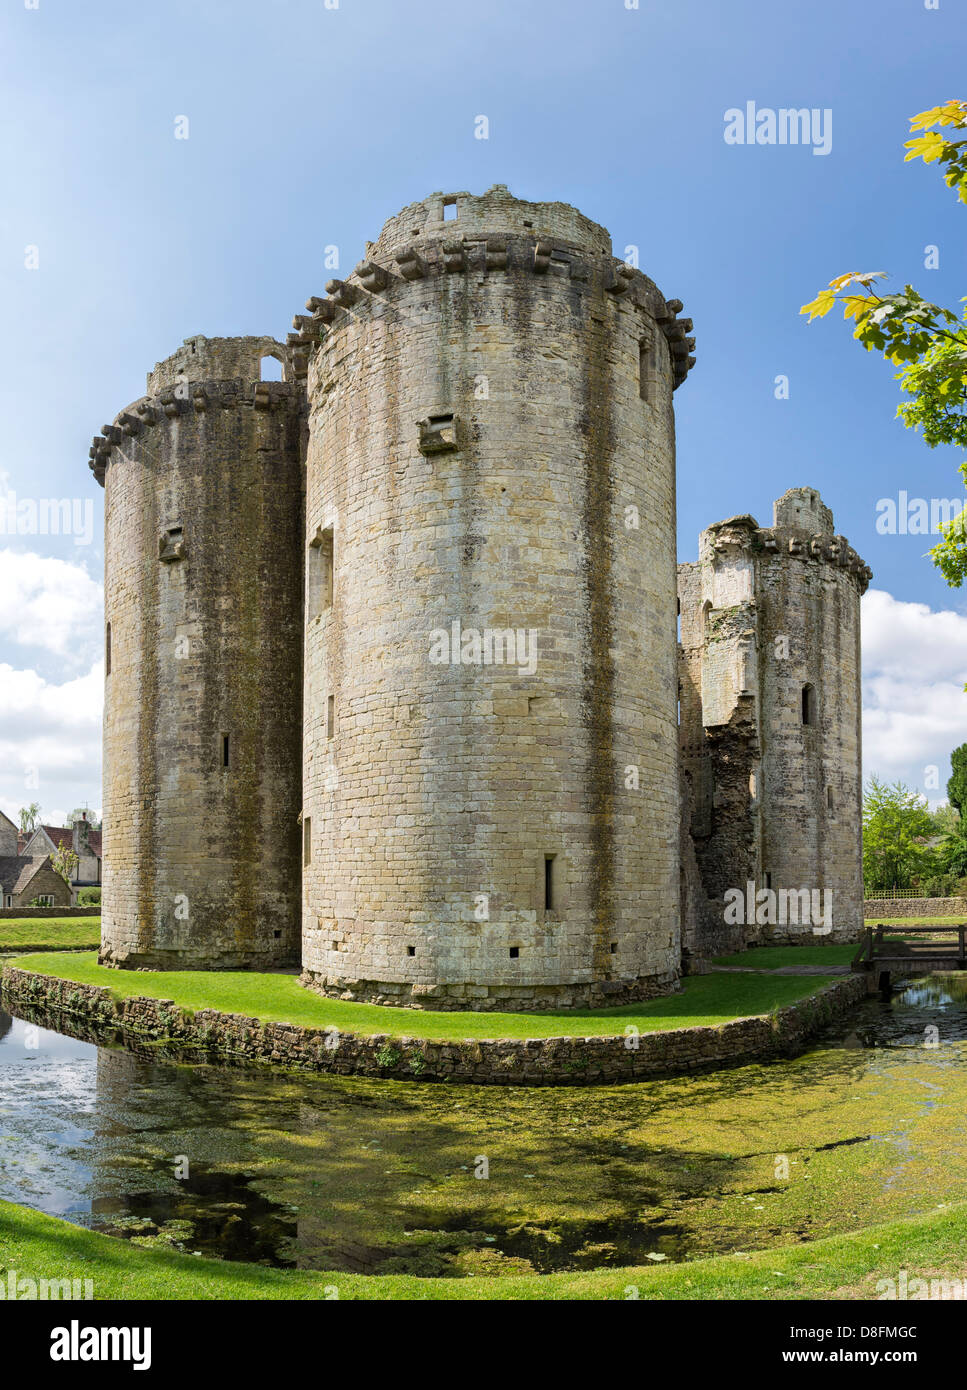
top-left (0, 855), bottom-right (51, 896)
top-left (40, 825), bottom-right (73, 852)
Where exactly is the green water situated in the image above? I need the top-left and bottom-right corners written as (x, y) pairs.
top-left (2, 976), bottom-right (966, 1277)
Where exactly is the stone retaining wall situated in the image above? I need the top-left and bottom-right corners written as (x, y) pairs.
top-left (0, 907), bottom-right (100, 920)
top-left (0, 965), bottom-right (867, 1086)
top-left (864, 897), bottom-right (967, 920)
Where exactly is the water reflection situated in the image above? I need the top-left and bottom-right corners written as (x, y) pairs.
top-left (1, 977), bottom-right (967, 1276)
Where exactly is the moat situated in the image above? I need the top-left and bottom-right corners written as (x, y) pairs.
top-left (2, 975), bottom-right (966, 1278)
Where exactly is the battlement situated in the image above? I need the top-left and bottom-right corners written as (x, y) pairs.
top-left (370, 184), bottom-right (614, 260)
top-left (287, 187), bottom-right (697, 390)
top-left (147, 335), bottom-right (291, 393)
top-left (88, 375), bottom-right (302, 486)
top-left (698, 492), bottom-right (871, 592)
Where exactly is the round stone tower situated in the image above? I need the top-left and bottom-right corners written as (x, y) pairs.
top-left (91, 335), bottom-right (305, 969)
top-left (296, 185), bottom-right (696, 1010)
top-left (756, 487), bottom-right (869, 940)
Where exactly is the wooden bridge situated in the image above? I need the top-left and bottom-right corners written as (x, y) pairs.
top-left (853, 923), bottom-right (967, 987)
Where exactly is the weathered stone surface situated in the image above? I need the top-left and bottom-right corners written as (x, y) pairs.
top-left (864, 897), bottom-right (967, 920)
top-left (1, 964), bottom-right (867, 1086)
top-left (85, 188), bottom-right (865, 1011)
top-left (679, 487), bottom-right (868, 953)
top-left (95, 336), bottom-right (305, 970)
top-left (301, 185), bottom-right (684, 1010)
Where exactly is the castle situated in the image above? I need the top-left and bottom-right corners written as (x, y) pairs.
top-left (89, 186), bottom-right (871, 1010)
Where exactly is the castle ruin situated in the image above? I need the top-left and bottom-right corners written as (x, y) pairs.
top-left (89, 185), bottom-right (870, 1009)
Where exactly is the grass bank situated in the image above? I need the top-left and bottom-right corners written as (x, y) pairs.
top-left (1, 1196), bottom-right (963, 1300)
top-left (712, 944), bottom-right (856, 969)
top-left (6, 952), bottom-right (840, 1041)
top-left (0, 919), bottom-right (101, 952)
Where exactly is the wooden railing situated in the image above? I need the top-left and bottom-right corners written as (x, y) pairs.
top-left (852, 923), bottom-right (967, 971)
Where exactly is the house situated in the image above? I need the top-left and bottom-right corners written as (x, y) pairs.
top-left (0, 811), bottom-right (72, 909)
top-left (20, 812), bottom-right (102, 887)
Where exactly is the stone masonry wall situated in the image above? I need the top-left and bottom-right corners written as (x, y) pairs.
top-left (93, 337), bottom-right (306, 969)
top-left (1, 964), bottom-right (867, 1086)
top-left (678, 489), bottom-right (870, 954)
top-left (864, 897), bottom-right (967, 919)
top-left (298, 186), bottom-right (695, 1010)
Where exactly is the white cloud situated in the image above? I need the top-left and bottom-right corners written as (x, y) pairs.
top-left (0, 661), bottom-right (102, 827)
top-left (862, 588), bottom-right (967, 795)
top-left (0, 549), bottom-right (102, 662)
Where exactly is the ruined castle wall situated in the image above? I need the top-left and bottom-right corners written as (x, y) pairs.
top-left (756, 512), bottom-right (865, 941)
top-left (299, 186), bottom-right (694, 1010)
top-left (678, 491), bottom-right (868, 952)
top-left (94, 337), bottom-right (305, 969)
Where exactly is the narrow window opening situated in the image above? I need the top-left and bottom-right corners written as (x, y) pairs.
top-left (303, 816), bottom-right (311, 866)
top-left (638, 333), bottom-right (659, 405)
top-left (105, 622), bottom-right (112, 676)
top-left (764, 871), bottom-right (772, 890)
top-left (327, 695), bottom-right (335, 739)
top-left (509, 946), bottom-right (519, 959)
top-left (273, 929), bottom-right (281, 939)
top-left (309, 526), bottom-right (334, 618)
top-left (827, 785), bottom-right (834, 812)
top-left (260, 353), bottom-right (284, 382)
top-left (544, 855), bottom-right (555, 912)
top-left (221, 734), bottom-right (230, 768)
top-left (801, 683), bottom-right (814, 726)
top-left (407, 945), bottom-right (416, 957)
top-left (610, 941), bottom-right (618, 954)
top-left (443, 197), bottom-right (458, 221)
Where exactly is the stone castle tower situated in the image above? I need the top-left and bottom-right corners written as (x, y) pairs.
top-left (93, 336), bottom-right (305, 969)
top-left (678, 487), bottom-right (871, 953)
top-left (88, 186), bottom-right (867, 1007)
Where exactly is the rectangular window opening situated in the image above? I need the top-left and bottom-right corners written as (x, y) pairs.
top-left (327, 695), bottom-right (335, 739)
top-left (509, 946), bottom-right (519, 959)
top-left (221, 734), bottom-right (230, 768)
top-left (801, 683), bottom-right (815, 726)
top-left (105, 622), bottom-right (112, 676)
top-left (443, 198), bottom-right (458, 221)
top-left (303, 816), bottom-right (311, 866)
top-left (764, 872), bottom-right (772, 891)
top-left (544, 855), bottom-right (555, 913)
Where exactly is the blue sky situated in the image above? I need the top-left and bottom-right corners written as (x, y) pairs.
top-left (0, 0), bottom-right (964, 824)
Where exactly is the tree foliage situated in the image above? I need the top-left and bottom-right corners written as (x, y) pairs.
top-left (18, 803), bottom-right (41, 835)
top-left (50, 841), bottom-right (78, 890)
top-left (862, 776), bottom-right (937, 890)
top-left (801, 100), bottom-right (967, 587)
top-left (948, 742), bottom-right (967, 816)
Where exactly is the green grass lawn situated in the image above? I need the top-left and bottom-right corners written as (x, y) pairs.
top-left (1, 1196), bottom-right (964, 1300)
top-left (712, 943), bottom-right (857, 969)
top-left (0, 918), bottom-right (101, 951)
top-left (6, 952), bottom-right (840, 1041)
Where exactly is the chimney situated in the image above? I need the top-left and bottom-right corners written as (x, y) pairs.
top-left (73, 811), bottom-right (90, 859)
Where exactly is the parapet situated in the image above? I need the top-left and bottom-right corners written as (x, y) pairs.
top-left (773, 486), bottom-right (833, 535)
top-left (287, 186), bottom-right (697, 391)
top-left (87, 335), bottom-right (302, 487)
top-left (369, 184), bottom-right (613, 261)
top-left (698, 491), bottom-right (872, 592)
top-left (147, 335), bottom-right (291, 393)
